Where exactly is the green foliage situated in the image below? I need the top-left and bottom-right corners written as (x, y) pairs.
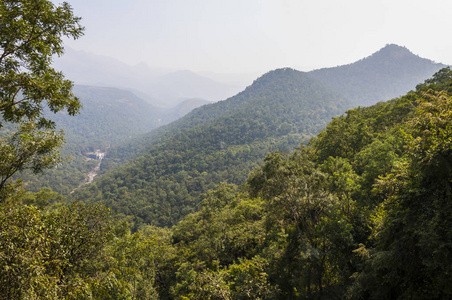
top-left (72, 68), bottom-right (349, 227)
top-left (0, 0), bottom-right (83, 126)
top-left (247, 148), bottom-right (357, 298)
top-left (0, 0), bottom-right (83, 194)
top-left (168, 68), bottom-right (452, 299)
top-left (0, 184), bottom-right (174, 299)
top-left (0, 122), bottom-right (64, 193)
top-left (0, 187), bottom-right (116, 299)
top-left (17, 85), bottom-right (162, 194)
top-left (348, 90), bottom-right (452, 299)
top-left (167, 183), bottom-right (276, 299)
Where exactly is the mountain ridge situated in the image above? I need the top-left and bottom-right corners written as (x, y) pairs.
top-left (72, 68), bottom-right (348, 227)
top-left (53, 48), bottom-right (246, 108)
top-left (67, 44), bottom-right (448, 227)
top-left (309, 44), bottom-right (447, 106)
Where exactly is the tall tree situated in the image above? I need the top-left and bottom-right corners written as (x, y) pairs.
top-left (0, 0), bottom-right (84, 195)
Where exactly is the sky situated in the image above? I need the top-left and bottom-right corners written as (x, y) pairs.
top-left (55, 0), bottom-right (452, 74)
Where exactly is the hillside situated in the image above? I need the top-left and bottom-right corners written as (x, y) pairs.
top-left (71, 68), bottom-right (349, 227)
top-left (161, 67), bottom-right (452, 299)
top-left (5, 68), bottom-right (452, 299)
top-left (309, 44), bottom-right (446, 106)
top-left (19, 85), bottom-right (163, 194)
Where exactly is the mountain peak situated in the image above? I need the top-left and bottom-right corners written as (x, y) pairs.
top-left (250, 68), bottom-right (306, 86)
top-left (309, 44), bottom-right (446, 106)
top-left (370, 44), bottom-right (416, 60)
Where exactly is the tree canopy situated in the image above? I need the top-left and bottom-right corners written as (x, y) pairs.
top-left (0, 0), bottom-right (84, 195)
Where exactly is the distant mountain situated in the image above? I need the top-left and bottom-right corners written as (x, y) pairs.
top-left (161, 98), bottom-right (212, 124)
top-left (309, 44), bottom-right (447, 106)
top-left (148, 70), bottom-right (241, 107)
top-left (53, 48), bottom-right (162, 98)
top-left (71, 68), bottom-right (349, 227)
top-left (53, 48), bottom-right (245, 107)
top-left (52, 85), bottom-right (162, 148)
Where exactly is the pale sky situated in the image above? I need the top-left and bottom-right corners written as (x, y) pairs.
top-left (56, 0), bottom-right (452, 74)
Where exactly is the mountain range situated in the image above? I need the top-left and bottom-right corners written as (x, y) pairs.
top-left (68, 44), bottom-right (448, 227)
top-left (71, 68), bottom-right (349, 226)
top-left (53, 48), bottom-right (246, 107)
top-left (309, 44), bottom-right (446, 106)
top-left (7, 40), bottom-right (452, 299)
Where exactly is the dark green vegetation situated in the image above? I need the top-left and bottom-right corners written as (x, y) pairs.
top-left (17, 85), bottom-right (162, 194)
top-left (2, 2), bottom-right (452, 298)
top-left (3, 68), bottom-right (452, 299)
top-left (0, 0), bottom-right (83, 195)
top-left (70, 45), bottom-right (445, 229)
top-left (162, 73), bottom-right (452, 299)
top-left (71, 68), bottom-right (349, 227)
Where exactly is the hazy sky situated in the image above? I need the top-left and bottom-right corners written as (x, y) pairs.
top-left (56, 0), bottom-right (452, 74)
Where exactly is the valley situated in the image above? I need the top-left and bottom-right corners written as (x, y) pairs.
top-left (63, 44), bottom-right (446, 228)
top-left (2, 26), bottom-right (452, 298)
top-left (70, 149), bottom-right (107, 194)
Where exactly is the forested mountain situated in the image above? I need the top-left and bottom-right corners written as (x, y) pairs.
top-left (99, 44), bottom-right (446, 166)
top-left (309, 44), bottom-right (446, 106)
top-left (18, 85), bottom-right (162, 194)
top-left (6, 68), bottom-right (452, 299)
top-left (71, 68), bottom-right (349, 227)
top-left (159, 67), bottom-right (452, 299)
top-left (71, 45), bottom-right (447, 228)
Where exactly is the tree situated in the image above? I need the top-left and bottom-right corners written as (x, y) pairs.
top-left (0, 184), bottom-right (123, 299)
top-left (247, 148), bottom-right (356, 298)
top-left (348, 91), bottom-right (452, 299)
top-left (0, 0), bottom-right (84, 196)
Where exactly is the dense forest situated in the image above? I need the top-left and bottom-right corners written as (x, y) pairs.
top-left (68, 46), bottom-right (445, 229)
top-left (2, 1), bottom-right (452, 299)
top-left (71, 68), bottom-right (349, 227)
top-left (3, 67), bottom-right (452, 299)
